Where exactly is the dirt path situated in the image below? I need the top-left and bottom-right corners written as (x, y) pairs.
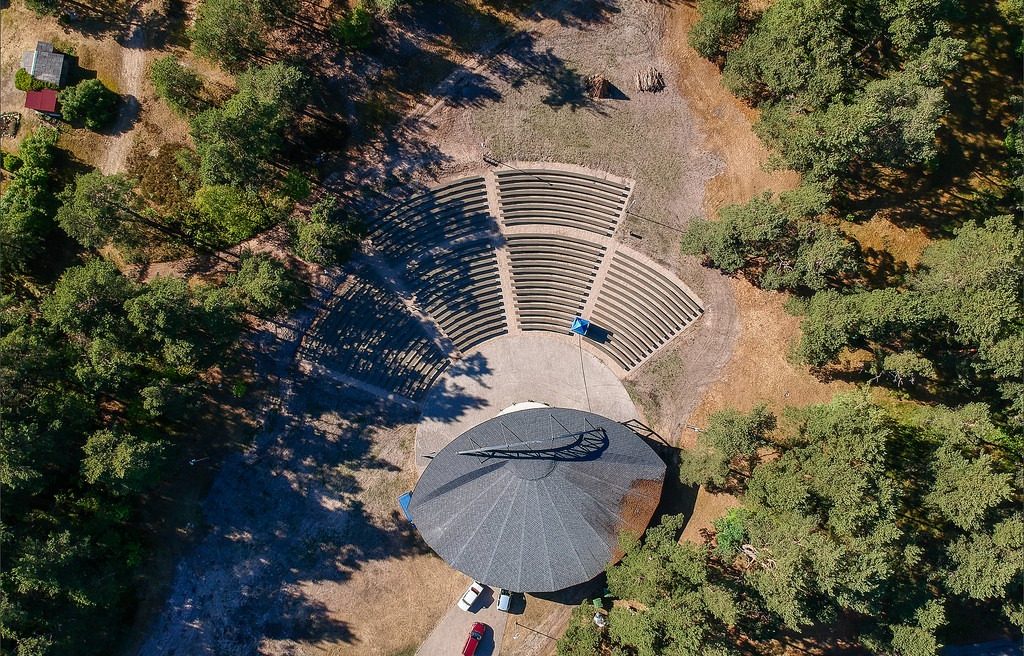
top-left (663, 6), bottom-right (800, 212)
top-left (98, 1), bottom-right (147, 174)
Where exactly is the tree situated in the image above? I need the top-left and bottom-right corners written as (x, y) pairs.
top-left (41, 260), bottom-right (136, 338)
top-left (149, 55), bottom-right (203, 115)
top-left (191, 184), bottom-right (275, 244)
top-left (188, 0), bottom-right (267, 70)
top-left (81, 428), bottom-right (165, 492)
top-left (880, 601), bottom-right (946, 656)
top-left (58, 79), bottom-right (120, 130)
top-left (794, 287), bottom-right (934, 367)
top-left (289, 196), bottom-right (363, 265)
top-left (224, 251), bottom-right (300, 316)
top-left (721, 0), bottom-right (855, 103)
top-left (0, 128), bottom-right (59, 275)
top-left (124, 276), bottom-right (211, 372)
top-left (682, 185), bottom-right (856, 292)
top-left (704, 0), bottom-right (964, 185)
top-left (914, 215), bottom-right (1023, 357)
top-left (56, 173), bottom-right (150, 251)
top-left (689, 0), bottom-right (740, 58)
top-left (331, 2), bottom-right (375, 48)
top-left (679, 404), bottom-right (776, 491)
top-left (556, 604), bottom-right (602, 656)
top-left (877, 351), bottom-right (935, 387)
top-left (670, 394), bottom-right (1022, 644)
top-left (742, 393), bottom-right (901, 627)
top-left (944, 515), bottom-right (1023, 603)
top-left (599, 515), bottom-right (742, 656)
top-left (795, 216), bottom-right (1024, 421)
top-left (925, 447), bottom-right (1012, 530)
top-left (189, 63), bottom-right (307, 187)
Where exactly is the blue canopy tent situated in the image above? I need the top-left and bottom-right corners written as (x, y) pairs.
top-left (397, 491), bottom-right (414, 523)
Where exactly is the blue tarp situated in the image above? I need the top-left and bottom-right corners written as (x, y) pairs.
top-left (571, 316), bottom-right (591, 336)
top-left (397, 491), bottom-right (414, 523)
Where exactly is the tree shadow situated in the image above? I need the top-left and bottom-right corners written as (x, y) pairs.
top-left (482, 0), bottom-right (622, 28)
top-left (99, 93), bottom-right (141, 135)
top-left (137, 381), bottom-right (435, 654)
top-left (298, 266), bottom-right (454, 402)
top-left (417, 374), bottom-right (491, 424)
top-left (858, 246), bottom-right (912, 288)
top-left (139, 0), bottom-right (190, 50)
top-left (54, 0), bottom-right (139, 39)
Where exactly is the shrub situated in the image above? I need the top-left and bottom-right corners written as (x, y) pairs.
top-left (149, 55), bottom-right (203, 116)
top-left (2, 153), bottom-right (23, 172)
top-left (280, 169), bottom-right (311, 200)
top-left (289, 196), bottom-right (363, 266)
top-left (58, 79), bottom-right (120, 130)
top-left (689, 0), bottom-right (740, 58)
top-left (331, 2), bottom-right (375, 48)
top-left (712, 507), bottom-right (749, 558)
top-left (370, 0), bottom-right (402, 16)
top-left (15, 68), bottom-right (57, 92)
top-left (25, 0), bottom-right (58, 15)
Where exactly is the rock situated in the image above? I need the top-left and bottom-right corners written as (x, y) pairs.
top-left (635, 67), bottom-right (665, 93)
top-left (585, 74), bottom-right (610, 99)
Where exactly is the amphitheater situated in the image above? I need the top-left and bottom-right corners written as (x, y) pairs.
top-left (297, 163), bottom-right (705, 416)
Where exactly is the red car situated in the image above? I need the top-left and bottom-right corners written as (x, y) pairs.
top-left (462, 622), bottom-right (488, 656)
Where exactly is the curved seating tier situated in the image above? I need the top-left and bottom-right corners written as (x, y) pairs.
top-left (404, 239), bottom-right (508, 351)
top-left (302, 272), bottom-right (449, 400)
top-left (506, 234), bottom-right (606, 333)
top-left (370, 176), bottom-right (495, 259)
top-left (589, 252), bottom-right (703, 371)
top-left (496, 169), bottom-right (630, 236)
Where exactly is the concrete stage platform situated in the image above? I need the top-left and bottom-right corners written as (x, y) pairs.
top-left (415, 334), bottom-right (639, 471)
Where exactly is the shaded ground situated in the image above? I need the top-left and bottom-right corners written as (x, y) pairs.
top-left (135, 372), bottom-right (453, 656)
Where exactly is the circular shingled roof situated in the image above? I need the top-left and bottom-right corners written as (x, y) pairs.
top-left (408, 407), bottom-right (666, 592)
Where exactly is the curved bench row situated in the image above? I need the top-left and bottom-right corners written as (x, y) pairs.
top-left (589, 252), bottom-right (703, 371)
top-left (506, 234), bottom-right (606, 334)
top-left (369, 176), bottom-right (496, 259)
top-left (496, 169), bottom-right (630, 236)
top-left (405, 239), bottom-right (509, 352)
top-left (302, 272), bottom-right (450, 400)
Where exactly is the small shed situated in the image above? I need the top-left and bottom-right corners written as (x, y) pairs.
top-left (20, 42), bottom-right (69, 88)
top-left (24, 89), bottom-right (59, 116)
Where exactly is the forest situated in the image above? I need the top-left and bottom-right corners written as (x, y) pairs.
top-left (558, 0), bottom-right (1022, 654)
top-left (1, 1), bottom-right (380, 653)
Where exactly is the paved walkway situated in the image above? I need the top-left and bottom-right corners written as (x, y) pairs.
top-left (416, 585), bottom-right (509, 656)
top-left (415, 333), bottom-right (640, 470)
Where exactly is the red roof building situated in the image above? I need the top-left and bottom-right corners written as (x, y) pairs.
top-left (24, 89), bottom-right (58, 114)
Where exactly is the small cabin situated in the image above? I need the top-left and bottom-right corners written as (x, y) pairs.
top-left (20, 42), bottom-right (69, 88)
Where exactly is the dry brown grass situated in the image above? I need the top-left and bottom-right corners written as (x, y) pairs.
top-left (664, 2), bottom-right (799, 215)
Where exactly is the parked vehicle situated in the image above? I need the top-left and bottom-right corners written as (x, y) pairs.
top-left (496, 589), bottom-right (512, 612)
top-left (462, 622), bottom-right (488, 656)
top-left (457, 581), bottom-right (486, 611)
